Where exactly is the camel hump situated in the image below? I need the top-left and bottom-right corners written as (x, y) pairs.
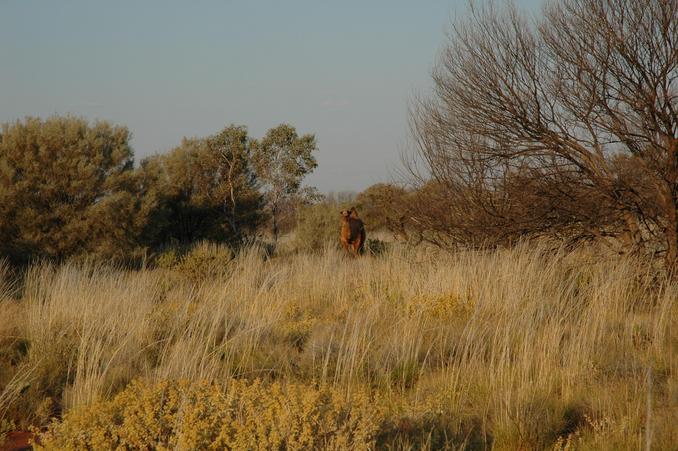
top-left (348, 218), bottom-right (363, 238)
top-left (349, 207), bottom-right (359, 219)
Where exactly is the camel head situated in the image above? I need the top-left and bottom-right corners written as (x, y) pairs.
top-left (340, 207), bottom-right (359, 220)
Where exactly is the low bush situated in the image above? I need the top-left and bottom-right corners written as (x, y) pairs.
top-left (365, 238), bottom-right (390, 256)
top-left (37, 378), bottom-right (382, 450)
top-left (293, 203), bottom-right (340, 252)
top-left (153, 241), bottom-right (234, 280)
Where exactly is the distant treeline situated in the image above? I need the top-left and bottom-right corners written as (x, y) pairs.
top-left (0, 116), bottom-right (317, 265)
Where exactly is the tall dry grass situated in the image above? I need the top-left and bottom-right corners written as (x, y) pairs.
top-left (1, 243), bottom-right (676, 448)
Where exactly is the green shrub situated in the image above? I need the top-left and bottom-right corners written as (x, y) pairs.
top-left (154, 248), bottom-right (180, 269)
top-left (293, 203), bottom-right (340, 252)
top-left (0, 116), bottom-right (138, 264)
top-left (153, 241), bottom-right (234, 280)
top-left (177, 242), bottom-right (234, 279)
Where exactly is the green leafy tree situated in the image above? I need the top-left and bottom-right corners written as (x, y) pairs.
top-left (0, 116), bottom-right (137, 263)
top-left (207, 125), bottom-right (262, 238)
top-left (253, 125), bottom-right (317, 242)
top-left (138, 125), bottom-right (262, 248)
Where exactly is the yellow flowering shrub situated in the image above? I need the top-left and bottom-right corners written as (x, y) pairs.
top-left (406, 292), bottom-right (475, 319)
top-left (176, 242), bottom-right (234, 280)
top-left (278, 305), bottom-right (318, 352)
top-left (37, 378), bottom-right (383, 450)
top-left (154, 241), bottom-right (234, 281)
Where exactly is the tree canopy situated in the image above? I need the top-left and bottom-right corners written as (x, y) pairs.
top-left (411, 0), bottom-right (678, 264)
top-left (0, 117), bottom-right (321, 264)
top-left (0, 116), bottom-right (137, 263)
top-left (137, 125), bottom-right (263, 247)
top-left (252, 124), bottom-right (317, 242)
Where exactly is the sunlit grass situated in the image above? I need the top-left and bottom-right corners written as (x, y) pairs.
top-left (1, 243), bottom-right (676, 449)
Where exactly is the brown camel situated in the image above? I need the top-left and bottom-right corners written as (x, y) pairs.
top-left (340, 207), bottom-right (366, 256)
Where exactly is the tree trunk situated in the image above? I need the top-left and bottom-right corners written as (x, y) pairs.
top-left (271, 206), bottom-right (279, 243)
top-left (619, 209), bottom-right (642, 253)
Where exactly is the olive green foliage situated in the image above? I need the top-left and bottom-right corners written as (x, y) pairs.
top-left (0, 118), bottom-right (324, 264)
top-left (0, 116), bottom-right (137, 263)
top-left (263, 187), bottom-right (323, 240)
top-left (154, 241), bottom-right (234, 280)
top-left (252, 124), bottom-right (317, 241)
top-left (138, 125), bottom-right (263, 248)
top-left (293, 201), bottom-right (341, 252)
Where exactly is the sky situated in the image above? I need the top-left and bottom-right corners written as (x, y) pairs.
top-left (0, 0), bottom-right (543, 193)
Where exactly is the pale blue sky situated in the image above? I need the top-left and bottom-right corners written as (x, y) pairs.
top-left (0, 0), bottom-right (542, 192)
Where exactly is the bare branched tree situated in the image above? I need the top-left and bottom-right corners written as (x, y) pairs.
top-left (411, 0), bottom-right (677, 265)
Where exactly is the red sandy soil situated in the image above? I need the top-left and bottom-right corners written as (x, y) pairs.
top-left (1, 431), bottom-right (35, 451)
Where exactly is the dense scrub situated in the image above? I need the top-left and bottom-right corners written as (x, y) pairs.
top-left (37, 379), bottom-right (380, 450)
top-left (0, 244), bottom-right (676, 449)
